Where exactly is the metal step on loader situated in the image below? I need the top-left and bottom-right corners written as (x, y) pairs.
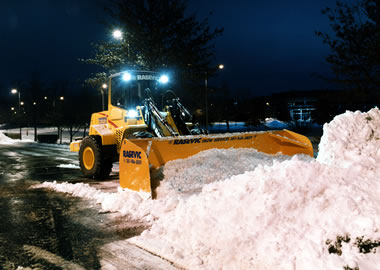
top-left (70, 70), bottom-right (313, 195)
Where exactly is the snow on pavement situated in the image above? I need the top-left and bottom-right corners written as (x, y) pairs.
top-left (30, 108), bottom-right (380, 269)
top-left (0, 131), bottom-right (17, 144)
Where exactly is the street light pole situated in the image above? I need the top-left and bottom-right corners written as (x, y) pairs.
top-left (18, 91), bottom-right (21, 139)
top-left (18, 91), bottom-right (21, 111)
top-left (205, 72), bottom-right (209, 132)
top-left (113, 29), bottom-right (129, 59)
top-left (204, 64), bottom-right (224, 133)
top-left (11, 89), bottom-right (22, 140)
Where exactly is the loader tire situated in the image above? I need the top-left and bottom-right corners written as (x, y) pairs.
top-left (79, 136), bottom-right (113, 179)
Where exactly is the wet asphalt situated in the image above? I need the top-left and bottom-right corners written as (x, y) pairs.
top-left (0, 142), bottom-right (144, 270)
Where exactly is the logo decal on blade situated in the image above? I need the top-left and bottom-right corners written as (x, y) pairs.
top-left (123, 150), bottom-right (142, 159)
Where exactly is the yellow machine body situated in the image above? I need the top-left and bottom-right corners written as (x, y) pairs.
top-left (70, 70), bottom-right (314, 195)
top-left (119, 129), bottom-right (313, 194)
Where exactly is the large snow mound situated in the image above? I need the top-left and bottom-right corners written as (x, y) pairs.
top-left (131, 157), bottom-right (380, 269)
top-left (36, 108), bottom-right (380, 269)
top-left (317, 108), bottom-right (380, 174)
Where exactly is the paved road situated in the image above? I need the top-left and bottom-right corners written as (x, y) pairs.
top-left (0, 141), bottom-right (176, 270)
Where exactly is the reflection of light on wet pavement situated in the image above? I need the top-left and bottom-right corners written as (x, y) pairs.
top-left (0, 141), bottom-right (168, 269)
top-left (0, 142), bottom-right (120, 269)
top-left (18, 150), bottom-right (46, 157)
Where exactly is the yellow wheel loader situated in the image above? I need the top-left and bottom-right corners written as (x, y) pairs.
top-left (70, 70), bottom-right (313, 194)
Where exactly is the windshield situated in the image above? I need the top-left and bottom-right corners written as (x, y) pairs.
top-left (111, 72), bottom-right (167, 109)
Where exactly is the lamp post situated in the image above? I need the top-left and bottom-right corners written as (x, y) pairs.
top-left (11, 88), bottom-right (20, 110)
top-left (205, 72), bottom-right (209, 132)
top-left (113, 29), bottom-right (130, 58)
top-left (52, 96), bottom-right (64, 107)
top-left (11, 88), bottom-right (22, 139)
top-left (205, 64), bottom-right (224, 132)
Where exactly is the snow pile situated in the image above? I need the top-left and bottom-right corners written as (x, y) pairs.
top-left (263, 118), bottom-right (288, 129)
top-left (131, 157), bottom-right (380, 269)
top-left (157, 148), bottom-right (295, 196)
top-left (36, 108), bottom-right (380, 269)
top-left (36, 181), bottom-right (156, 220)
top-left (130, 108), bottom-right (380, 269)
top-left (57, 164), bottom-right (80, 169)
top-left (37, 149), bottom-right (296, 219)
top-left (0, 131), bottom-right (15, 144)
top-left (317, 108), bottom-right (380, 175)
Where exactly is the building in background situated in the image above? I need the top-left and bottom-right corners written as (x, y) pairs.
top-left (288, 98), bottom-right (316, 124)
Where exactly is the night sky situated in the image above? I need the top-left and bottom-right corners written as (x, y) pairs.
top-left (0, 0), bottom-right (336, 97)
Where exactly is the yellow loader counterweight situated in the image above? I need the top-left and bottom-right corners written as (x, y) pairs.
top-left (70, 70), bottom-right (313, 194)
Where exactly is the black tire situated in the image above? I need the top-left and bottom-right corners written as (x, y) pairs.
top-left (79, 136), bottom-right (113, 179)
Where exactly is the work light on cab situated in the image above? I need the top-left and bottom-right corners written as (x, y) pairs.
top-left (123, 72), bottom-right (132, 81)
top-left (159, 75), bottom-right (169, 84)
top-left (127, 109), bottom-right (138, 118)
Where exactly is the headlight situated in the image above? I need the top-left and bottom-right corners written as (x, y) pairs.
top-left (123, 72), bottom-right (132, 81)
top-left (159, 75), bottom-right (169, 84)
top-left (127, 109), bottom-right (138, 118)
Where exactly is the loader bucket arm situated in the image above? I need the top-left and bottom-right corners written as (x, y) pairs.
top-left (119, 129), bottom-right (313, 194)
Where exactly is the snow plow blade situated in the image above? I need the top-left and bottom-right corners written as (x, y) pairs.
top-left (119, 129), bottom-right (313, 193)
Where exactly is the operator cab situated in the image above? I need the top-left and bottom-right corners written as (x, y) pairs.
top-left (110, 70), bottom-right (169, 111)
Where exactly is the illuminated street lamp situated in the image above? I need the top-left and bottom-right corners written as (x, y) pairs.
top-left (112, 29), bottom-right (130, 58)
top-left (10, 88), bottom-right (22, 139)
top-left (113, 29), bottom-right (123, 40)
top-left (11, 88), bottom-right (21, 110)
top-left (52, 96), bottom-right (65, 107)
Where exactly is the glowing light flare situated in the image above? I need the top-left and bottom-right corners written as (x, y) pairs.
top-left (123, 72), bottom-right (132, 81)
top-left (113, 30), bottom-right (123, 40)
top-left (127, 109), bottom-right (138, 118)
top-left (11, 89), bottom-right (17, 94)
top-left (159, 75), bottom-right (169, 84)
